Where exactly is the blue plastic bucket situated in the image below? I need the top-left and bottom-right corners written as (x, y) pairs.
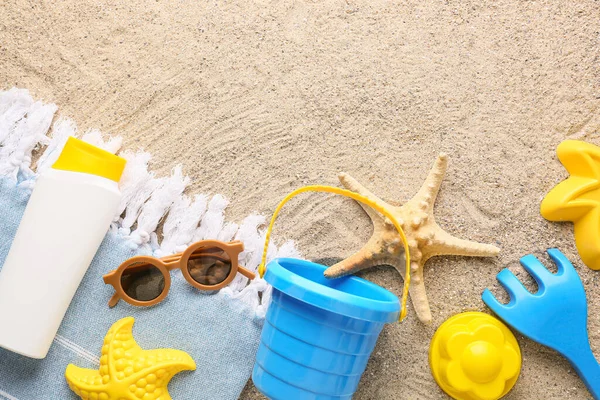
top-left (252, 258), bottom-right (400, 400)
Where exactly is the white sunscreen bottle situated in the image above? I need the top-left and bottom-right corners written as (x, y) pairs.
top-left (0, 137), bottom-right (126, 358)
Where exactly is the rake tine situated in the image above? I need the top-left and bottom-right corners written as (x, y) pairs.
top-left (547, 248), bottom-right (576, 277)
top-left (520, 254), bottom-right (552, 292)
top-left (496, 269), bottom-right (531, 304)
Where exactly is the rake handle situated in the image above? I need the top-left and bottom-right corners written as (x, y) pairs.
top-left (566, 345), bottom-right (600, 399)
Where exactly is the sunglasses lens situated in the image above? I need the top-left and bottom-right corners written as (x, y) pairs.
top-left (120, 262), bottom-right (165, 302)
top-left (187, 246), bottom-right (232, 286)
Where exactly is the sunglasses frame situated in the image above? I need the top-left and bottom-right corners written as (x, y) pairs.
top-left (103, 240), bottom-right (255, 307)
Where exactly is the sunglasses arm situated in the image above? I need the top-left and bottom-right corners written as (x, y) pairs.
top-left (108, 293), bottom-right (121, 308)
top-left (238, 266), bottom-right (256, 280)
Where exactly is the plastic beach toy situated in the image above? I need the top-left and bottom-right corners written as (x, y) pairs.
top-left (253, 258), bottom-right (400, 400)
top-left (429, 312), bottom-right (521, 400)
top-left (482, 249), bottom-right (600, 399)
top-left (65, 317), bottom-right (196, 400)
top-left (257, 185), bottom-right (412, 320)
top-left (252, 185), bottom-right (410, 399)
top-left (541, 140), bottom-right (600, 270)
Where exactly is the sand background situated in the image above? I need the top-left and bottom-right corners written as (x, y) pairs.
top-left (2, 0), bottom-right (600, 398)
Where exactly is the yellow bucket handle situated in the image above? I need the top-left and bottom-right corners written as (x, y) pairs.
top-left (257, 185), bottom-right (411, 322)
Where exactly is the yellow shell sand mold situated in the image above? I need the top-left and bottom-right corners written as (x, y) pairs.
top-left (429, 312), bottom-right (521, 400)
top-left (541, 140), bottom-right (600, 270)
top-left (65, 317), bottom-right (196, 400)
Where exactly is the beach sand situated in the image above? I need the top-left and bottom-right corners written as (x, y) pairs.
top-left (2, 0), bottom-right (600, 398)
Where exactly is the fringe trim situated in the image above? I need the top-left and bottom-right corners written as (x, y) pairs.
top-left (54, 335), bottom-right (101, 366)
top-left (0, 88), bottom-right (300, 314)
top-left (0, 388), bottom-right (20, 400)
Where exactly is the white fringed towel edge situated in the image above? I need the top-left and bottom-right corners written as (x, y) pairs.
top-left (0, 87), bottom-right (301, 316)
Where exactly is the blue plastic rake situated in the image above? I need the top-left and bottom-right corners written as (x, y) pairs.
top-left (482, 248), bottom-right (600, 399)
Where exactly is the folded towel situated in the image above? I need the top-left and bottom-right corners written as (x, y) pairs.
top-left (0, 88), bottom-right (298, 400)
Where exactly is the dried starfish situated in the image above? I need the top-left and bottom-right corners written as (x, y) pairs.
top-left (65, 317), bottom-right (196, 400)
top-left (324, 154), bottom-right (500, 324)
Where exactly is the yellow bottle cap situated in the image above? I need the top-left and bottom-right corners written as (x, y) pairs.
top-left (429, 312), bottom-right (521, 400)
top-left (52, 137), bottom-right (126, 182)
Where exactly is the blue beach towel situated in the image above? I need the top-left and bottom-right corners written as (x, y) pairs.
top-left (0, 88), bottom-right (298, 400)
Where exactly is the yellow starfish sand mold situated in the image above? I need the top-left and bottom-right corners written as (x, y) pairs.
top-left (324, 154), bottom-right (500, 324)
top-left (65, 317), bottom-right (196, 400)
top-left (541, 140), bottom-right (600, 270)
